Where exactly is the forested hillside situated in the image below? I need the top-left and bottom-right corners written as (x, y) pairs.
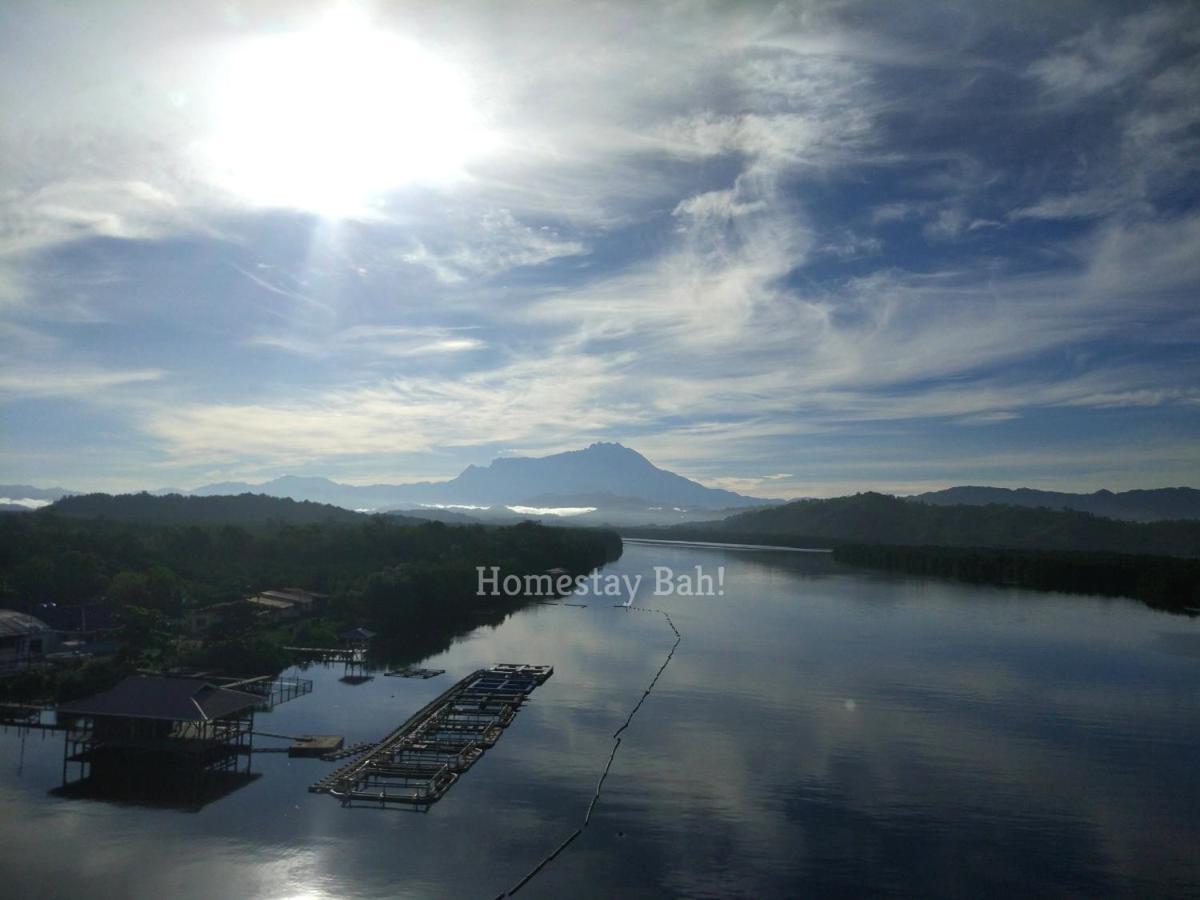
top-left (49, 492), bottom-right (371, 526)
top-left (641, 493), bottom-right (1200, 557)
top-left (0, 505), bottom-right (622, 696)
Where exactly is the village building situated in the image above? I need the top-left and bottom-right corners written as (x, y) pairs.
top-left (245, 594), bottom-right (299, 622)
top-left (244, 587), bottom-right (329, 621)
top-left (57, 674), bottom-right (260, 786)
top-left (0, 610), bottom-right (57, 675)
top-left (184, 601), bottom-right (244, 635)
top-left (255, 587), bottom-right (329, 613)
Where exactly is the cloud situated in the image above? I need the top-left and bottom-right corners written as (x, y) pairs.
top-left (249, 325), bottom-right (486, 360)
top-left (0, 367), bottom-right (164, 397)
top-left (142, 350), bottom-right (647, 466)
top-left (0, 2), bottom-right (1197, 490)
top-left (954, 411), bottom-right (1020, 426)
top-left (398, 209), bottom-right (588, 283)
top-left (1027, 10), bottom-right (1174, 99)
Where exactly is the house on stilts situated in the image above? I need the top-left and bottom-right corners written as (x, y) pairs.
top-left (56, 674), bottom-right (260, 795)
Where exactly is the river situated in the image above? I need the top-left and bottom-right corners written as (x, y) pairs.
top-left (2, 540), bottom-right (1199, 897)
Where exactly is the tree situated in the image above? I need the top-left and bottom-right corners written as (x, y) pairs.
top-left (106, 570), bottom-right (152, 609)
top-left (118, 605), bottom-right (171, 661)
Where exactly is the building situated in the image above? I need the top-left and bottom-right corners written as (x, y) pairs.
top-left (57, 674), bottom-right (260, 786)
top-left (337, 626), bottom-right (376, 645)
top-left (244, 587), bottom-right (329, 621)
top-left (256, 588), bottom-right (329, 613)
top-left (0, 610), bottom-right (57, 674)
top-left (245, 594), bottom-right (300, 622)
top-left (184, 601), bottom-right (244, 636)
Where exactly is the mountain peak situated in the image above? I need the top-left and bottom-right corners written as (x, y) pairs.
top-left (172, 443), bottom-right (777, 515)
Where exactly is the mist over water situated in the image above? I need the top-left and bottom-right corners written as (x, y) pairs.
top-left (2, 542), bottom-right (1199, 898)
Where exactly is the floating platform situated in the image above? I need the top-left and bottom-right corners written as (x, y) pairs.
top-left (309, 664), bottom-right (552, 807)
top-left (288, 735), bottom-right (344, 757)
top-left (384, 667), bottom-right (445, 679)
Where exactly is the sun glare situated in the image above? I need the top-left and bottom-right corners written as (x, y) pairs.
top-left (208, 7), bottom-right (489, 217)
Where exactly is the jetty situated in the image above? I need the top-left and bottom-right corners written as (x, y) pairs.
top-left (282, 646), bottom-right (365, 663)
top-left (310, 663), bottom-right (552, 807)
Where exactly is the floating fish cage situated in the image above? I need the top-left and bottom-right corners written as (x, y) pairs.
top-left (310, 663), bottom-right (552, 808)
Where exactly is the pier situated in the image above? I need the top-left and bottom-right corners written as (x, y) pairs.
top-left (282, 646), bottom-right (365, 663)
top-left (310, 664), bottom-right (552, 808)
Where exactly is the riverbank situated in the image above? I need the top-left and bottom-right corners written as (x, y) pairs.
top-left (0, 512), bottom-right (623, 701)
top-left (832, 543), bottom-right (1200, 614)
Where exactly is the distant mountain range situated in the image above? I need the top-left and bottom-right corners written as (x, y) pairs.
top-left (0, 484), bottom-right (77, 512)
top-left (29, 490), bottom-right (1200, 559)
top-left (3, 449), bottom-right (1198, 525)
top-left (163, 443), bottom-right (777, 518)
top-left (912, 486), bottom-right (1200, 522)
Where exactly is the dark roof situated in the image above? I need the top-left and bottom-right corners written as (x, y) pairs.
top-left (58, 675), bottom-right (259, 722)
top-left (0, 610), bottom-right (52, 638)
top-left (338, 627), bottom-right (376, 641)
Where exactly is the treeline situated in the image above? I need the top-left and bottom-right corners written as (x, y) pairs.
top-left (0, 506), bottom-right (622, 694)
top-left (631, 493), bottom-right (1200, 558)
top-left (50, 491), bottom-right (372, 526)
top-left (832, 543), bottom-right (1200, 614)
top-left (1, 511), bottom-right (621, 616)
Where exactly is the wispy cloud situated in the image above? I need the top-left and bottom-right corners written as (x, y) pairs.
top-left (0, 367), bottom-right (165, 397)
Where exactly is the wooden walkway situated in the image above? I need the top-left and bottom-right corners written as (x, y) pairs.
top-left (283, 646), bottom-right (365, 663)
top-left (0, 702), bottom-right (59, 732)
top-left (309, 664), bottom-right (553, 807)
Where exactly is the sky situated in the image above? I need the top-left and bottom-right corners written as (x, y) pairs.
top-left (1, 0), bottom-right (1198, 498)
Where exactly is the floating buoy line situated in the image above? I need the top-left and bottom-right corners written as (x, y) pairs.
top-left (495, 604), bottom-right (681, 898)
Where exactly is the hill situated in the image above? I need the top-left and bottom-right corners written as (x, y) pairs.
top-left (631, 492), bottom-right (1200, 557)
top-left (914, 486), bottom-right (1200, 522)
top-left (48, 492), bottom-right (373, 526)
top-left (832, 544), bottom-right (1200, 614)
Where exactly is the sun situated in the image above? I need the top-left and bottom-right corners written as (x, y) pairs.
top-left (207, 7), bottom-right (490, 217)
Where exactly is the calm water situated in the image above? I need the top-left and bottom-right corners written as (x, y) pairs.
top-left (3, 541), bottom-right (1199, 898)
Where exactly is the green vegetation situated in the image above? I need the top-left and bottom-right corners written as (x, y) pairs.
top-left (50, 491), bottom-right (373, 526)
top-left (0, 499), bottom-right (622, 700)
top-left (627, 492), bottom-right (1200, 557)
top-left (833, 543), bottom-right (1200, 614)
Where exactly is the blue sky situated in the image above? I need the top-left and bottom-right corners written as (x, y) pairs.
top-left (1, 1), bottom-right (1198, 497)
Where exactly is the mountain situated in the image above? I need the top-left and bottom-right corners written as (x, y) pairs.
top-left (183, 443), bottom-right (778, 514)
top-left (188, 475), bottom-right (385, 508)
top-left (632, 492), bottom-right (1200, 557)
top-left (913, 486), bottom-right (1200, 522)
top-left (425, 443), bottom-right (762, 508)
top-left (0, 484), bottom-right (78, 510)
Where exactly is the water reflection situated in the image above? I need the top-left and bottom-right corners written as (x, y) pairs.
top-left (0, 543), bottom-right (1197, 897)
top-left (52, 769), bottom-right (262, 813)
